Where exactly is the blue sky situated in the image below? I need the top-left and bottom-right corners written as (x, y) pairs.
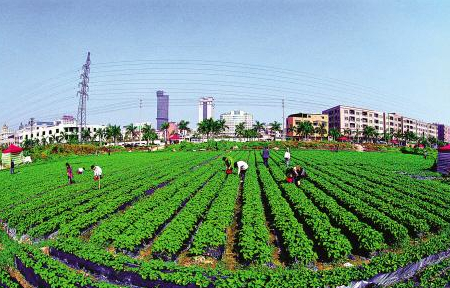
top-left (1, 0), bottom-right (449, 128)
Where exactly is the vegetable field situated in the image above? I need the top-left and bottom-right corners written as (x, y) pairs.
top-left (1, 149), bottom-right (450, 287)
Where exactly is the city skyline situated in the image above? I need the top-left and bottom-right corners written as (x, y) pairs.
top-left (1, 1), bottom-right (450, 128)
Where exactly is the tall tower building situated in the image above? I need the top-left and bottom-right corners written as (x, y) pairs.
top-left (156, 90), bottom-right (169, 130)
top-left (198, 97), bottom-right (214, 123)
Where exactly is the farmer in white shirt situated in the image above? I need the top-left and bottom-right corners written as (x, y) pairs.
top-left (284, 148), bottom-right (291, 167)
top-left (234, 161), bottom-right (249, 183)
top-left (91, 165), bottom-right (103, 189)
top-left (77, 167), bottom-right (85, 175)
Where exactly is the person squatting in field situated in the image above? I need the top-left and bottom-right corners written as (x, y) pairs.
top-left (91, 165), bottom-right (103, 189)
top-left (262, 147), bottom-right (270, 167)
top-left (222, 155), bottom-right (234, 174)
top-left (234, 160), bottom-right (249, 183)
top-left (286, 165), bottom-right (307, 186)
top-left (66, 163), bottom-right (74, 184)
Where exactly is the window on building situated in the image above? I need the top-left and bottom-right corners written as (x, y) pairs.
top-left (345, 123), bottom-right (348, 127)
top-left (350, 123), bottom-right (355, 128)
top-left (56, 129), bottom-right (59, 133)
top-left (350, 110), bottom-right (355, 114)
top-left (43, 131), bottom-right (45, 136)
top-left (390, 117), bottom-right (394, 120)
top-left (345, 117), bottom-right (349, 120)
top-left (350, 117), bottom-right (355, 121)
top-left (362, 112), bottom-right (368, 116)
top-left (344, 110), bottom-right (348, 114)
top-left (49, 130), bottom-right (52, 134)
top-left (356, 112), bottom-right (360, 115)
top-left (94, 128), bottom-right (97, 132)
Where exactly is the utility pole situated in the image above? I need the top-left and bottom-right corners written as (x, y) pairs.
top-left (30, 117), bottom-right (35, 140)
top-left (139, 98), bottom-right (143, 139)
top-left (282, 98), bottom-right (285, 141)
top-left (77, 52), bottom-right (91, 142)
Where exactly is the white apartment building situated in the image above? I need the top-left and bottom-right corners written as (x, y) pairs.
top-left (14, 115), bottom-right (105, 144)
top-left (323, 105), bottom-right (438, 139)
top-left (198, 97), bottom-right (214, 123)
top-left (220, 110), bottom-right (254, 136)
top-left (0, 125), bottom-right (15, 146)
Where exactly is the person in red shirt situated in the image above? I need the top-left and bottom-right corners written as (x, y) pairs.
top-left (66, 163), bottom-right (74, 184)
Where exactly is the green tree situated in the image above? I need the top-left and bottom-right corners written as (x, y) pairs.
top-left (125, 123), bottom-right (138, 142)
top-left (343, 128), bottom-right (352, 139)
top-left (141, 124), bottom-right (157, 145)
top-left (315, 123), bottom-right (328, 141)
top-left (235, 122), bottom-right (246, 140)
top-left (94, 128), bottom-right (106, 146)
top-left (212, 119), bottom-right (227, 137)
top-left (81, 129), bottom-right (91, 143)
top-left (106, 124), bottom-right (122, 145)
top-left (177, 120), bottom-right (191, 137)
top-left (269, 121), bottom-right (282, 141)
top-left (253, 121), bottom-right (265, 138)
top-left (363, 126), bottom-right (376, 143)
top-left (295, 121), bottom-right (314, 141)
top-left (160, 122), bottom-right (170, 143)
top-left (329, 128), bottom-right (341, 141)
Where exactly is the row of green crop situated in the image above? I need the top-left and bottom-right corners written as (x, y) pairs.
top-left (189, 168), bottom-right (240, 256)
top-left (265, 154), bottom-right (352, 260)
top-left (269, 152), bottom-right (385, 253)
top-left (320, 163), bottom-right (448, 231)
top-left (305, 154), bottom-right (450, 226)
top-left (0, 152), bottom-right (165, 213)
top-left (254, 152), bottom-right (317, 265)
top-left (2, 153), bottom-right (179, 234)
top-left (238, 152), bottom-right (273, 264)
top-left (296, 157), bottom-right (431, 237)
top-left (113, 159), bottom-right (222, 251)
top-left (89, 153), bottom-right (218, 247)
top-left (0, 230), bottom-right (121, 288)
top-left (41, 222), bottom-right (450, 287)
top-left (57, 154), bottom-right (217, 239)
top-left (300, 162), bottom-right (409, 246)
top-left (152, 172), bottom-right (226, 256)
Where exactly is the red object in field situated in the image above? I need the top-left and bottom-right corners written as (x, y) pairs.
top-left (286, 177), bottom-right (294, 183)
top-left (226, 169), bottom-right (233, 174)
top-left (94, 175), bottom-right (100, 181)
top-left (2, 144), bottom-right (23, 154)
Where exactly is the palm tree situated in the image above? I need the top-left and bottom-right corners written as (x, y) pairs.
top-left (329, 128), bottom-right (341, 141)
top-left (197, 119), bottom-right (212, 140)
top-left (58, 131), bottom-right (68, 143)
top-left (343, 128), bottom-right (352, 139)
top-left (178, 120), bottom-right (191, 137)
top-left (235, 122), bottom-right (246, 140)
top-left (212, 119), bottom-right (227, 138)
top-left (269, 121), bottom-right (282, 141)
top-left (106, 124), bottom-right (122, 145)
top-left (81, 129), bottom-right (91, 143)
top-left (315, 123), bottom-right (327, 141)
top-left (41, 137), bottom-right (47, 146)
top-left (125, 123), bottom-right (138, 142)
top-left (253, 121), bottom-right (265, 138)
top-left (295, 121), bottom-right (314, 141)
top-left (141, 124), bottom-right (157, 145)
top-left (94, 128), bottom-right (106, 146)
top-left (363, 126), bottom-right (376, 143)
top-left (383, 132), bottom-right (393, 143)
top-left (355, 128), bottom-right (362, 143)
top-left (160, 122), bottom-right (170, 143)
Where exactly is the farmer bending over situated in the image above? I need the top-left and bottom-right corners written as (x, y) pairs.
top-left (91, 165), bottom-right (103, 189)
top-left (222, 156), bottom-right (234, 174)
top-left (293, 165), bottom-right (308, 186)
top-left (234, 160), bottom-right (249, 183)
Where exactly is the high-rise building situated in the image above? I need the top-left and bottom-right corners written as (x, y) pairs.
top-left (437, 124), bottom-right (450, 143)
top-left (220, 110), bottom-right (254, 136)
top-left (198, 97), bottom-right (214, 123)
top-left (322, 105), bottom-right (438, 139)
top-left (156, 90), bottom-right (169, 130)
